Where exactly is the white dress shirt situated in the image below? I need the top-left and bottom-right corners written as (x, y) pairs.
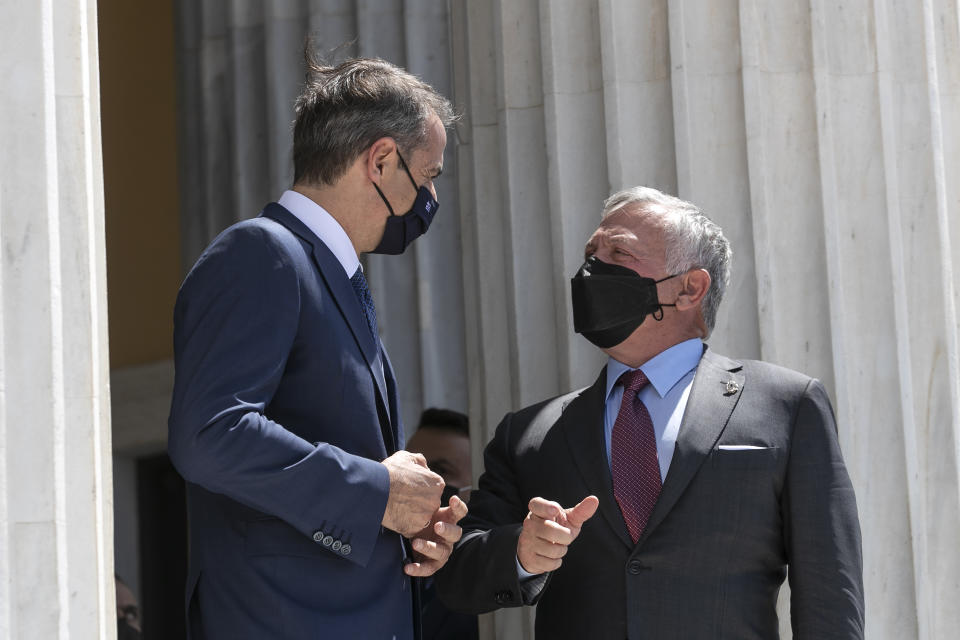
top-left (278, 190), bottom-right (359, 277)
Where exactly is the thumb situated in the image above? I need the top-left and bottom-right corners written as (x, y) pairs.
top-left (565, 495), bottom-right (599, 528)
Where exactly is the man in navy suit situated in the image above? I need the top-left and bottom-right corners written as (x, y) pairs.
top-left (168, 56), bottom-right (467, 639)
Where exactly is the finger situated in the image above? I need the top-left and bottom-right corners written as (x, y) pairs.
top-left (529, 541), bottom-right (569, 561)
top-left (529, 554), bottom-right (563, 573)
top-left (565, 495), bottom-right (600, 528)
top-left (404, 559), bottom-right (442, 578)
top-left (432, 498), bottom-right (466, 525)
top-left (433, 520), bottom-right (462, 543)
top-left (409, 452), bottom-right (429, 468)
top-left (411, 537), bottom-right (446, 561)
top-left (447, 494), bottom-right (469, 522)
top-left (524, 515), bottom-right (573, 544)
top-left (528, 497), bottom-right (563, 520)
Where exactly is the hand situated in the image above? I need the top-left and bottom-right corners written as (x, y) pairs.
top-left (517, 495), bottom-right (599, 575)
top-left (381, 451), bottom-right (445, 537)
top-left (404, 494), bottom-right (469, 577)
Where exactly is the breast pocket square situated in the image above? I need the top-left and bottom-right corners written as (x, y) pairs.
top-left (718, 445), bottom-right (773, 450)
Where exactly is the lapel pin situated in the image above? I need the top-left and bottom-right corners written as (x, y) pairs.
top-left (724, 380), bottom-right (739, 396)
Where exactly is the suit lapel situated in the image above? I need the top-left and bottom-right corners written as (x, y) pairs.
top-left (560, 369), bottom-right (634, 549)
top-left (380, 345), bottom-right (401, 451)
top-left (260, 204), bottom-right (392, 443)
top-left (636, 348), bottom-right (744, 546)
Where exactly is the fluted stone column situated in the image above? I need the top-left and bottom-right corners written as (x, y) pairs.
top-left (0, 1), bottom-right (114, 638)
top-left (453, 1), bottom-right (960, 638)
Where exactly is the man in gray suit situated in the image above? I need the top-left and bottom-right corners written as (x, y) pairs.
top-left (436, 187), bottom-right (864, 639)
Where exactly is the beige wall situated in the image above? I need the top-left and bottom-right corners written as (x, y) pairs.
top-left (99, 0), bottom-right (181, 368)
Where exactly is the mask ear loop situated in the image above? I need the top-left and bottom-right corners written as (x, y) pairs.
top-left (372, 182), bottom-right (397, 217)
top-left (652, 272), bottom-right (682, 321)
top-left (397, 152), bottom-right (420, 191)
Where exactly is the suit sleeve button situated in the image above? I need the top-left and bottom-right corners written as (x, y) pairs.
top-left (322, 535), bottom-right (334, 547)
top-left (494, 590), bottom-right (513, 605)
top-left (340, 544), bottom-right (352, 556)
top-left (332, 540), bottom-right (342, 551)
top-left (312, 531), bottom-right (324, 543)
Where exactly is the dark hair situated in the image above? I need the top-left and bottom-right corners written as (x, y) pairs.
top-left (293, 52), bottom-right (456, 186)
top-left (416, 408), bottom-right (469, 438)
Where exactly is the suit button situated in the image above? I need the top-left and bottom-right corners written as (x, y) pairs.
top-left (627, 560), bottom-right (646, 575)
top-left (340, 544), bottom-right (351, 556)
top-left (494, 590), bottom-right (513, 605)
top-left (322, 535), bottom-right (334, 547)
top-left (312, 531), bottom-right (324, 543)
top-left (332, 540), bottom-right (342, 551)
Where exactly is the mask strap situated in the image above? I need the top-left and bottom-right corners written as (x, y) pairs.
top-left (397, 152), bottom-right (420, 192)
top-left (652, 272), bottom-right (683, 320)
top-left (372, 182), bottom-right (397, 217)
top-left (654, 272), bottom-right (682, 284)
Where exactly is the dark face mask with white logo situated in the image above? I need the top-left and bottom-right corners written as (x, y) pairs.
top-left (370, 152), bottom-right (439, 255)
top-left (570, 256), bottom-right (679, 349)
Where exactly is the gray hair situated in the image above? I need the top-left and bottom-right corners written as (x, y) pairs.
top-left (293, 54), bottom-right (457, 186)
top-left (602, 187), bottom-right (732, 334)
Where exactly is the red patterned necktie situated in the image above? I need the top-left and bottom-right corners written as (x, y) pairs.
top-left (611, 369), bottom-right (662, 543)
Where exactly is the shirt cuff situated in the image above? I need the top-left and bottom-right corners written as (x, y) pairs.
top-left (516, 555), bottom-right (539, 581)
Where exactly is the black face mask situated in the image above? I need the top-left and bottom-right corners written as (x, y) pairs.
top-left (570, 256), bottom-right (679, 349)
top-left (370, 152), bottom-right (439, 255)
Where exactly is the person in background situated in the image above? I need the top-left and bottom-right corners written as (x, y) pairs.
top-left (437, 186), bottom-right (864, 639)
top-left (407, 408), bottom-right (473, 501)
top-left (115, 575), bottom-right (141, 640)
top-left (407, 408), bottom-right (479, 640)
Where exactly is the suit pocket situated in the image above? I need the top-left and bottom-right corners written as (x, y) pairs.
top-left (711, 446), bottom-right (780, 471)
top-left (243, 517), bottom-right (328, 559)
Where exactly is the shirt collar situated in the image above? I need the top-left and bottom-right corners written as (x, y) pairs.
top-left (278, 190), bottom-right (360, 277)
top-left (605, 338), bottom-right (704, 400)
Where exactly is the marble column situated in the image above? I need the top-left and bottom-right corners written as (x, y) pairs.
top-left (0, 1), bottom-right (114, 638)
top-left (453, 0), bottom-right (960, 638)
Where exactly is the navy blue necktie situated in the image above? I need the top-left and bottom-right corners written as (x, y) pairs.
top-left (350, 267), bottom-right (379, 340)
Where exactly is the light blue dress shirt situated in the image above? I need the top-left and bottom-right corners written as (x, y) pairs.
top-left (604, 338), bottom-right (704, 482)
top-left (517, 338), bottom-right (704, 579)
top-left (278, 190), bottom-right (359, 277)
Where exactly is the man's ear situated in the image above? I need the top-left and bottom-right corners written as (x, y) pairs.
top-left (674, 268), bottom-right (710, 311)
top-left (365, 137), bottom-right (397, 184)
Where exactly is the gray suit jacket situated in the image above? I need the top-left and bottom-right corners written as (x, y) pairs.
top-left (437, 349), bottom-right (864, 639)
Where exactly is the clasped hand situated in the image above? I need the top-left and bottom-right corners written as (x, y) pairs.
top-left (380, 450), bottom-right (469, 577)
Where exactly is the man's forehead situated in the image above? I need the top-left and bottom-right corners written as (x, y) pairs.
top-left (414, 115), bottom-right (447, 169)
top-left (594, 205), bottom-right (665, 240)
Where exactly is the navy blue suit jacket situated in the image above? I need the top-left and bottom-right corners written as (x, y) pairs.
top-left (168, 203), bottom-right (417, 639)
